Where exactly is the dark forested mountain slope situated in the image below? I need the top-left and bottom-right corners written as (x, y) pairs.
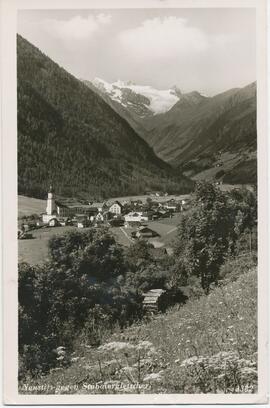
top-left (142, 83), bottom-right (256, 164)
top-left (89, 77), bottom-right (257, 184)
top-left (17, 35), bottom-right (193, 199)
top-left (136, 83), bottom-right (257, 184)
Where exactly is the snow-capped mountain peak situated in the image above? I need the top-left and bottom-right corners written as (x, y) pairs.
top-left (92, 77), bottom-right (181, 116)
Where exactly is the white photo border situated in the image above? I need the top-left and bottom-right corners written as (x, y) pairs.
top-left (1, 0), bottom-right (268, 404)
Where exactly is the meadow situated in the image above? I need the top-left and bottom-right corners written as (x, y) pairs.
top-left (19, 267), bottom-right (257, 394)
top-left (18, 195), bottom-right (46, 218)
top-left (18, 226), bottom-right (76, 265)
top-left (18, 214), bottom-right (183, 264)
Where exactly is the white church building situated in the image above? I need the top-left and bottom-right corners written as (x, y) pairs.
top-left (42, 186), bottom-right (58, 224)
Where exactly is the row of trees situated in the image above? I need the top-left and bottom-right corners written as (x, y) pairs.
top-left (19, 182), bottom-right (257, 378)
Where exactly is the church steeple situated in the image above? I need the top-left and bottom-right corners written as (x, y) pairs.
top-left (46, 185), bottom-right (56, 215)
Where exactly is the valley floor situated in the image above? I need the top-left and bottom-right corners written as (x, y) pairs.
top-left (18, 214), bottom-right (182, 265)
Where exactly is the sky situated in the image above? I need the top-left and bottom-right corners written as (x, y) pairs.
top-left (18, 8), bottom-right (256, 96)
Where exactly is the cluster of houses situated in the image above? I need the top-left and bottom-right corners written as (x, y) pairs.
top-left (40, 186), bottom-right (125, 228)
top-left (19, 187), bottom-right (190, 242)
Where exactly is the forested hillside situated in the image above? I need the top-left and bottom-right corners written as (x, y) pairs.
top-left (138, 83), bottom-right (257, 183)
top-left (90, 78), bottom-right (257, 184)
top-left (17, 35), bottom-right (193, 199)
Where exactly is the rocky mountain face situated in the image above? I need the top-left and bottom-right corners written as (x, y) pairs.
top-left (17, 35), bottom-right (194, 200)
top-left (88, 78), bottom-right (257, 184)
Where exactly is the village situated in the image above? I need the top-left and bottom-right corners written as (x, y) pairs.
top-left (18, 187), bottom-right (192, 265)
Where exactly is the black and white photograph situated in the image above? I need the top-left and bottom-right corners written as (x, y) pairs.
top-left (1, 0), bottom-right (268, 404)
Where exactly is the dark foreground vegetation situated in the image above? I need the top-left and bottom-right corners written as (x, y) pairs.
top-left (19, 182), bottom-right (257, 393)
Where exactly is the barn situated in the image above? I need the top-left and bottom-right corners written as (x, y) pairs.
top-left (142, 289), bottom-right (166, 313)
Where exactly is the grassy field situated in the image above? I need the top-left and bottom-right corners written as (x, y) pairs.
top-left (20, 268), bottom-right (257, 394)
top-left (18, 213), bottom-right (183, 265)
top-left (18, 226), bottom-right (78, 265)
top-left (18, 195), bottom-right (46, 218)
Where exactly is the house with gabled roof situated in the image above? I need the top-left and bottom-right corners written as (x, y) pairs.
top-left (109, 201), bottom-right (123, 215)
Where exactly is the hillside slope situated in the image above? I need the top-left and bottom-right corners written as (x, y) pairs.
top-left (21, 268), bottom-right (257, 394)
top-left (89, 78), bottom-right (257, 184)
top-left (140, 83), bottom-right (257, 184)
top-left (17, 35), bottom-right (193, 199)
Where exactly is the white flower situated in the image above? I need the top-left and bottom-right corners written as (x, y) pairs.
top-left (136, 341), bottom-right (154, 350)
top-left (98, 341), bottom-right (135, 352)
top-left (143, 372), bottom-right (163, 382)
top-left (56, 346), bottom-right (66, 352)
top-left (180, 356), bottom-right (198, 367)
top-left (121, 366), bottom-right (136, 374)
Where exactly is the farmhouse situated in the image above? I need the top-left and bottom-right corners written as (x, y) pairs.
top-left (48, 217), bottom-right (60, 227)
top-left (89, 202), bottom-right (108, 213)
top-left (132, 226), bottom-right (161, 239)
top-left (164, 202), bottom-right (178, 212)
top-left (95, 211), bottom-right (109, 223)
top-left (124, 212), bottom-right (149, 223)
top-left (109, 201), bottom-right (123, 215)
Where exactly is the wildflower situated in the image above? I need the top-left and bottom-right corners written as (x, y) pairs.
top-left (70, 357), bottom-right (79, 362)
top-left (186, 340), bottom-right (190, 343)
top-left (121, 366), bottom-right (136, 374)
top-left (217, 373), bottom-right (225, 379)
top-left (143, 372), bottom-right (163, 382)
top-left (55, 346), bottom-right (66, 356)
top-left (98, 342), bottom-right (135, 352)
top-left (136, 341), bottom-right (153, 350)
top-left (56, 346), bottom-right (65, 352)
top-left (180, 356), bottom-right (198, 367)
top-left (174, 359), bottom-right (180, 363)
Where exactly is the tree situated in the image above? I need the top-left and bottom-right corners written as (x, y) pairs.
top-left (48, 228), bottom-right (125, 281)
top-left (19, 229), bottom-right (143, 377)
top-left (173, 182), bottom-right (238, 292)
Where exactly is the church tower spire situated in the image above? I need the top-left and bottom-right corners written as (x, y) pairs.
top-left (46, 185), bottom-right (56, 215)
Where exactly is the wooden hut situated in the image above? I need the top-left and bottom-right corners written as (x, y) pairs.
top-left (142, 289), bottom-right (166, 313)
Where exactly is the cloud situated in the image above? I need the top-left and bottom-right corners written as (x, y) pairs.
top-left (118, 17), bottom-right (210, 60)
top-left (45, 13), bottom-right (112, 41)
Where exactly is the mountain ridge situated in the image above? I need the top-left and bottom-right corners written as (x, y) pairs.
top-left (87, 77), bottom-right (257, 184)
top-left (17, 35), bottom-right (194, 200)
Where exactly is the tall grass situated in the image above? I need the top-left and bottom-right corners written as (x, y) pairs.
top-left (19, 268), bottom-right (257, 394)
